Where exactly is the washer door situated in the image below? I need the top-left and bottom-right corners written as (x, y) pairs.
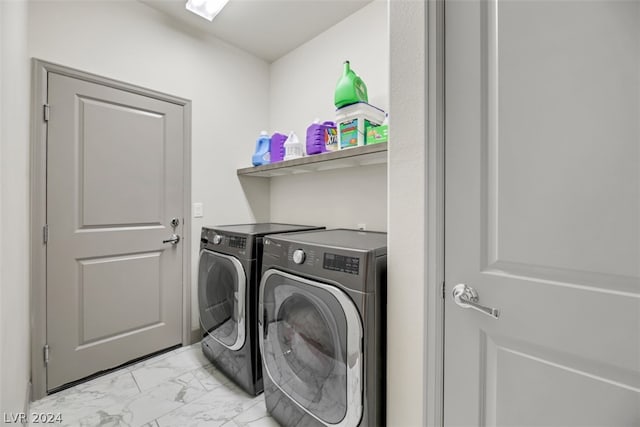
top-left (198, 250), bottom-right (246, 350)
top-left (259, 269), bottom-right (363, 426)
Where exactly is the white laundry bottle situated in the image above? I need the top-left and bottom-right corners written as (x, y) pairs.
top-left (283, 131), bottom-right (304, 161)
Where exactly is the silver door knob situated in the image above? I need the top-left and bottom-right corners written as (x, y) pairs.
top-left (452, 283), bottom-right (499, 319)
top-left (163, 234), bottom-right (180, 245)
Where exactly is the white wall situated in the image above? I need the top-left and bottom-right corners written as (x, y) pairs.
top-left (387, 0), bottom-right (428, 425)
top-left (27, 0), bottom-right (271, 332)
top-left (270, 164), bottom-right (387, 231)
top-left (268, 1), bottom-right (388, 230)
top-left (1, 0), bottom-right (31, 419)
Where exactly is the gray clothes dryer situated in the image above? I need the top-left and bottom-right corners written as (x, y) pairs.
top-left (258, 229), bottom-right (387, 426)
top-left (198, 223), bottom-right (324, 396)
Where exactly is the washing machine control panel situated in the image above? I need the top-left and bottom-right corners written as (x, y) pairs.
top-left (323, 253), bottom-right (360, 275)
top-left (268, 242), bottom-right (365, 286)
top-left (212, 234), bottom-right (223, 245)
top-left (283, 246), bottom-right (360, 275)
top-left (292, 249), bottom-right (306, 264)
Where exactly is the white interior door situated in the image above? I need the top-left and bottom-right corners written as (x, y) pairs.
top-left (46, 72), bottom-right (185, 390)
top-left (444, 0), bottom-right (639, 425)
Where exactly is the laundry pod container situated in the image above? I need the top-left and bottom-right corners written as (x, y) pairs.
top-left (336, 102), bottom-right (386, 149)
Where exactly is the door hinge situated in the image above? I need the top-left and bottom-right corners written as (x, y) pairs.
top-left (43, 224), bottom-right (48, 244)
top-left (43, 344), bottom-right (50, 366)
top-left (442, 282), bottom-right (446, 299)
top-left (43, 104), bottom-right (50, 122)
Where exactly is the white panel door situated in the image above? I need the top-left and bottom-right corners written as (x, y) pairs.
top-left (47, 72), bottom-right (185, 390)
top-left (445, 0), bottom-right (639, 425)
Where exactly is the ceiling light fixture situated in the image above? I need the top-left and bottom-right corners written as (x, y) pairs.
top-left (185, 0), bottom-right (229, 22)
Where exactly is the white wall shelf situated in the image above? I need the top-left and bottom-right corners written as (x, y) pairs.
top-left (236, 142), bottom-right (388, 178)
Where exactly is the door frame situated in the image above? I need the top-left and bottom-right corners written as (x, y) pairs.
top-left (387, 0), bottom-right (444, 424)
top-left (424, 0), bottom-right (445, 424)
top-left (30, 59), bottom-right (192, 400)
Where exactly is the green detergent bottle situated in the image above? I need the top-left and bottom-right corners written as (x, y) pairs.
top-left (334, 61), bottom-right (368, 108)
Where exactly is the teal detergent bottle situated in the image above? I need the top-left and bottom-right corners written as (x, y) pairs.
top-left (334, 61), bottom-right (368, 109)
top-left (252, 131), bottom-right (271, 166)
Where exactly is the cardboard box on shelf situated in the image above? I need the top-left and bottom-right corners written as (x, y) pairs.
top-left (366, 124), bottom-right (388, 145)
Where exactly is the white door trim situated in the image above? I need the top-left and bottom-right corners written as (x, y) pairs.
top-left (425, 0), bottom-right (445, 425)
top-left (387, 0), bottom-right (444, 424)
top-left (30, 59), bottom-right (192, 400)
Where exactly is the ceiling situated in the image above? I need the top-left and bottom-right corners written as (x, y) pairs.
top-left (140, 0), bottom-right (373, 62)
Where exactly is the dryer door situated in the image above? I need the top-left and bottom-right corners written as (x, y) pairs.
top-left (259, 269), bottom-right (363, 426)
top-left (198, 250), bottom-right (246, 350)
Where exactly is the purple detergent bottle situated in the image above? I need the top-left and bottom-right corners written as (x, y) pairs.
top-left (306, 120), bottom-right (337, 155)
top-left (270, 132), bottom-right (287, 163)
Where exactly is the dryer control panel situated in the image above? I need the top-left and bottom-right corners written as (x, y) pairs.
top-left (200, 228), bottom-right (249, 258)
top-left (228, 235), bottom-right (247, 249)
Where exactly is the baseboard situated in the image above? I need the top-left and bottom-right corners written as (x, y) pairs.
top-left (190, 328), bottom-right (202, 345)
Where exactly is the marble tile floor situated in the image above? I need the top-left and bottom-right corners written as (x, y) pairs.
top-left (30, 343), bottom-right (280, 427)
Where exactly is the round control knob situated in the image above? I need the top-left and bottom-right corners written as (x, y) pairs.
top-left (212, 234), bottom-right (223, 245)
top-left (292, 249), bottom-right (306, 264)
